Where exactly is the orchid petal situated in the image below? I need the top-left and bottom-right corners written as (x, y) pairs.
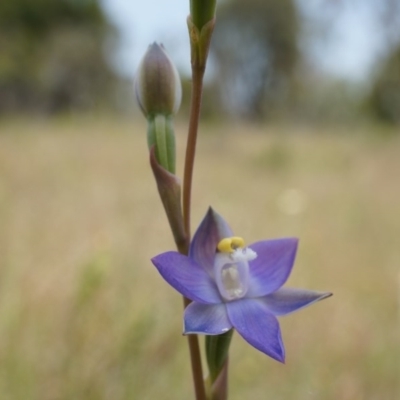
top-left (189, 208), bottom-right (233, 275)
top-left (184, 302), bottom-right (232, 335)
top-left (247, 238), bottom-right (298, 297)
top-left (152, 251), bottom-right (221, 304)
top-left (261, 288), bottom-right (333, 316)
top-left (227, 298), bottom-right (285, 362)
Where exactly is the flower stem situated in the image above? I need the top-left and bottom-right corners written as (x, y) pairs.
top-left (183, 296), bottom-right (206, 400)
top-left (182, 15), bottom-right (215, 400)
top-left (183, 67), bottom-right (204, 240)
top-left (182, 65), bottom-right (207, 400)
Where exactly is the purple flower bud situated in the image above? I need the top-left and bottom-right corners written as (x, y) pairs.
top-left (135, 43), bottom-right (182, 117)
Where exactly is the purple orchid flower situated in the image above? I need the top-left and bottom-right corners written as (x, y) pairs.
top-left (152, 208), bottom-right (331, 363)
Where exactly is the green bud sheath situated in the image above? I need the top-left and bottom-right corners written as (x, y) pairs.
top-left (205, 329), bottom-right (234, 384)
top-left (149, 147), bottom-right (186, 250)
top-left (190, 0), bottom-right (216, 30)
top-left (147, 114), bottom-right (176, 174)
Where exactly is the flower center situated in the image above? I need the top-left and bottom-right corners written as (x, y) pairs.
top-left (214, 237), bottom-right (257, 301)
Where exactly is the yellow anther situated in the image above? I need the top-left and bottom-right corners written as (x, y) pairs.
top-left (231, 237), bottom-right (245, 249)
top-left (217, 237), bottom-right (245, 253)
top-left (217, 238), bottom-right (233, 253)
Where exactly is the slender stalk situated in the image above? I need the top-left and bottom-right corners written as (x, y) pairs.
top-left (183, 67), bottom-right (204, 239)
top-left (182, 57), bottom-right (207, 400)
top-left (183, 296), bottom-right (206, 400)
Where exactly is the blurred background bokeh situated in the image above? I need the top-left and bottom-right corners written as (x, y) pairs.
top-left (0, 0), bottom-right (399, 399)
top-left (1, 0), bottom-right (400, 122)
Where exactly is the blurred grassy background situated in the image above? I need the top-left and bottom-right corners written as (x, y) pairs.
top-left (0, 117), bottom-right (398, 399)
top-left (1, 0), bottom-right (399, 398)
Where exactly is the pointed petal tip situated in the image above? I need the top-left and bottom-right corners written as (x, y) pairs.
top-left (206, 206), bottom-right (218, 219)
top-left (308, 290), bottom-right (333, 303)
top-left (151, 251), bottom-right (177, 269)
top-left (261, 288), bottom-right (333, 317)
top-left (255, 340), bottom-right (285, 363)
top-left (271, 341), bottom-right (285, 364)
top-left (189, 207), bottom-right (233, 273)
top-left (261, 342), bottom-right (285, 363)
top-left (320, 291), bottom-right (333, 300)
top-left (311, 291), bottom-right (333, 302)
top-left (227, 299), bottom-right (287, 363)
top-left (150, 252), bottom-right (168, 267)
top-left (205, 206), bottom-right (225, 222)
top-left (276, 353), bottom-right (286, 364)
top-left (288, 236), bottom-right (299, 250)
top-left (282, 236), bottom-right (300, 253)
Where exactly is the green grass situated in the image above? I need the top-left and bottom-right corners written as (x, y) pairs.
top-left (0, 117), bottom-right (399, 400)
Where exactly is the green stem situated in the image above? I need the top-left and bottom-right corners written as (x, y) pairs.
top-left (181, 22), bottom-right (211, 400)
top-left (190, 0), bottom-right (216, 30)
top-left (182, 64), bottom-right (207, 400)
top-left (183, 296), bottom-right (206, 400)
top-left (182, 14), bottom-right (215, 400)
top-left (183, 67), bottom-right (205, 240)
top-left (206, 330), bottom-right (234, 383)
